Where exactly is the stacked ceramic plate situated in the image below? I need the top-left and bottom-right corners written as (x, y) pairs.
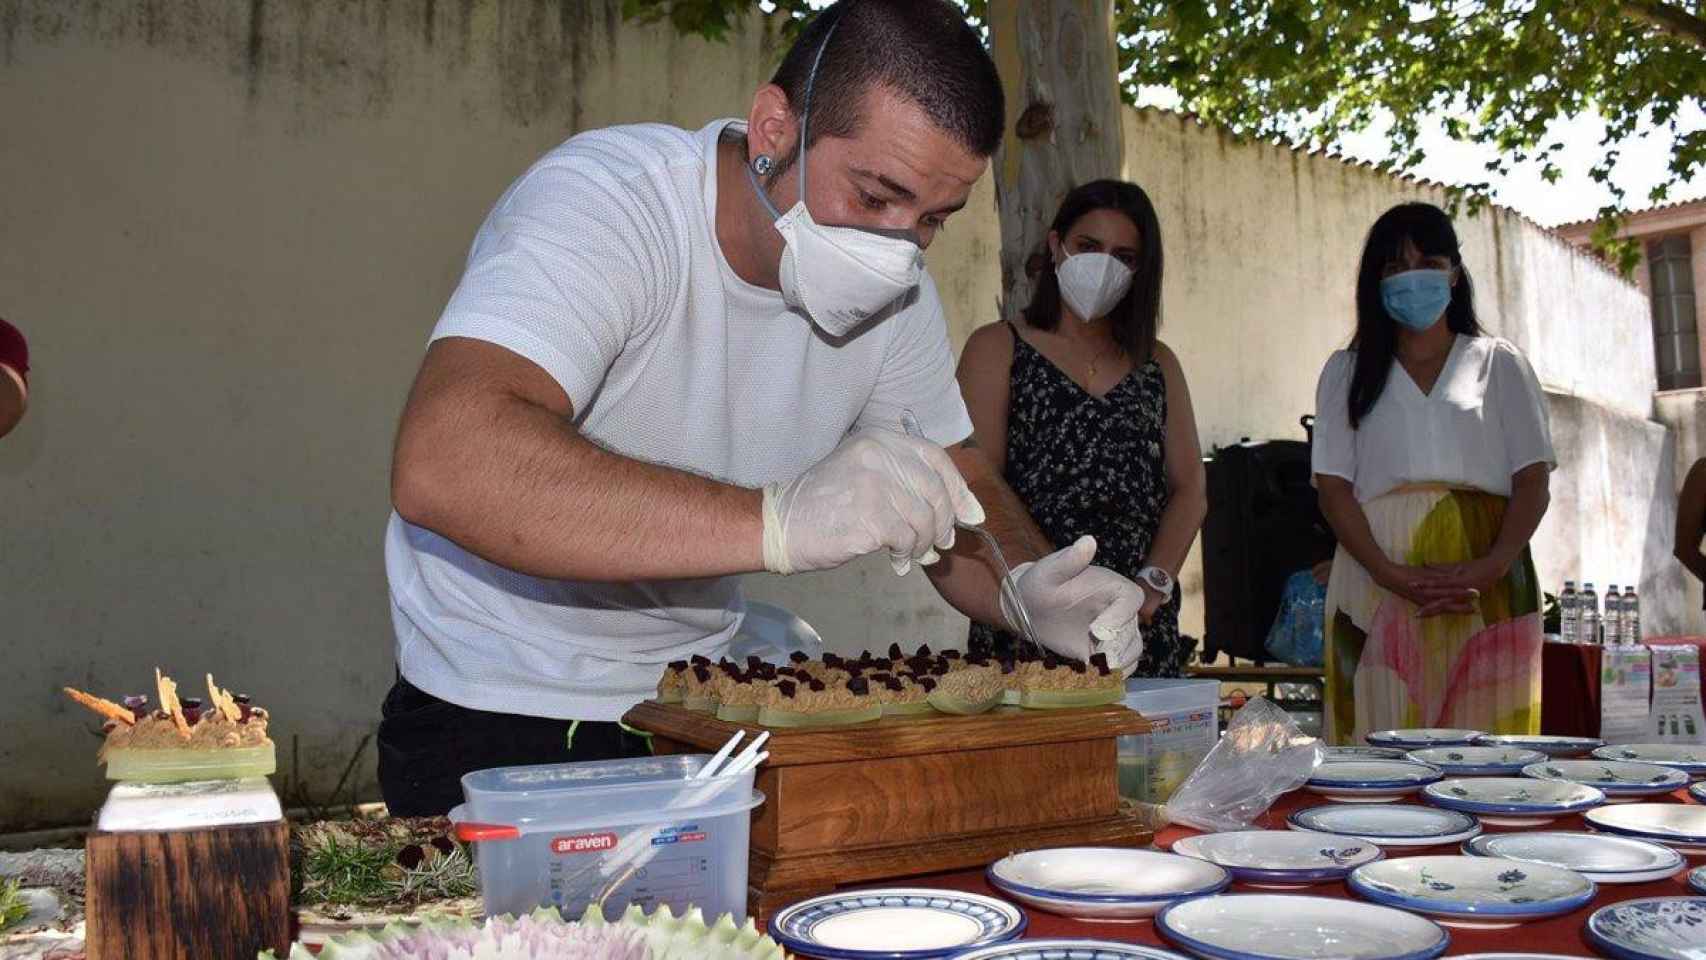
top-left (1462, 832), bottom-right (1685, 884)
top-left (1288, 803), bottom-right (1481, 848)
top-left (985, 847), bottom-right (1230, 921)
top-left (1689, 781), bottom-right (1706, 805)
top-left (1522, 759), bottom-right (1689, 801)
top-left (769, 888), bottom-right (1025, 959)
top-left (1594, 744), bottom-right (1706, 780)
top-left (950, 943), bottom-right (1190, 960)
top-left (1689, 866), bottom-right (1706, 894)
top-left (1420, 777), bottom-right (1603, 826)
top-left (1473, 734), bottom-right (1604, 758)
top-left (1586, 897), bottom-right (1706, 960)
top-left (1586, 804), bottom-right (1706, 854)
top-left (1324, 746), bottom-right (1407, 761)
top-left (1367, 728), bottom-right (1484, 750)
top-left (1405, 746), bottom-right (1546, 777)
top-left (1346, 856), bottom-right (1596, 929)
top-left (1305, 760), bottom-right (1442, 802)
top-left (1170, 830), bottom-right (1383, 889)
top-left (1154, 894), bottom-right (1450, 960)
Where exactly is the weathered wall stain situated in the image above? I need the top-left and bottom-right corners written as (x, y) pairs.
top-left (0, 0), bottom-right (652, 130)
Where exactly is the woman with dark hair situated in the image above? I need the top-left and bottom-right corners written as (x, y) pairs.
top-left (957, 180), bottom-right (1207, 676)
top-left (1312, 202), bottom-right (1555, 743)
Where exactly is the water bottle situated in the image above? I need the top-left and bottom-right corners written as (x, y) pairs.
top-left (1581, 582), bottom-right (1600, 645)
top-left (1560, 581), bottom-right (1579, 643)
top-left (1604, 586), bottom-right (1622, 646)
top-left (1623, 587), bottom-right (1642, 646)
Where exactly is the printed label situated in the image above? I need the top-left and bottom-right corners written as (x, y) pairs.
top-left (551, 832), bottom-right (617, 855)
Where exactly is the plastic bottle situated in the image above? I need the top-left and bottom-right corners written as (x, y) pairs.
top-left (1581, 582), bottom-right (1600, 646)
top-left (1560, 581), bottom-right (1579, 643)
top-left (1623, 588), bottom-right (1642, 647)
top-left (1604, 586), bottom-right (1623, 646)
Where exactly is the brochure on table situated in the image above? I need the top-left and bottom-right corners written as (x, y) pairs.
top-left (1647, 644), bottom-right (1706, 744)
top-left (1601, 643), bottom-right (1655, 744)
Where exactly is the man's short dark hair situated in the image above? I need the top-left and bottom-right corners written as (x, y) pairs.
top-left (769, 0), bottom-right (1004, 173)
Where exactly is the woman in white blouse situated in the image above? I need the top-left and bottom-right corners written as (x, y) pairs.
top-left (1312, 202), bottom-right (1555, 744)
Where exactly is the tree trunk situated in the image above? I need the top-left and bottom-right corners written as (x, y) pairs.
top-left (987, 0), bottom-right (1126, 320)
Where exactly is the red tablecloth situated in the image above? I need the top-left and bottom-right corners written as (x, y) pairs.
top-left (1543, 637), bottom-right (1706, 737)
top-left (907, 789), bottom-right (1705, 958)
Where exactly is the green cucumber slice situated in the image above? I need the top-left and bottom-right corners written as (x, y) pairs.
top-left (104, 743), bottom-right (277, 783)
top-left (715, 702), bottom-right (761, 724)
top-left (756, 703), bottom-right (883, 727)
top-left (926, 689), bottom-right (1004, 716)
top-left (683, 694), bottom-right (719, 713)
top-left (1000, 688), bottom-right (1022, 706)
top-left (880, 700), bottom-right (938, 717)
top-left (1018, 686), bottom-right (1124, 709)
top-left (654, 688), bottom-right (685, 705)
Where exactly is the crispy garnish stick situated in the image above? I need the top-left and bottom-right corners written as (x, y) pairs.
top-left (155, 668), bottom-right (191, 739)
top-left (206, 673), bottom-right (241, 723)
top-left (62, 687), bottom-right (135, 726)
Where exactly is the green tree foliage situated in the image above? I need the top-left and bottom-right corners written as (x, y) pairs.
top-left (627, 0), bottom-right (1703, 273)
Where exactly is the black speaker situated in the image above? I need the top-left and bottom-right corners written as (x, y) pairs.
top-left (1200, 422), bottom-right (1336, 664)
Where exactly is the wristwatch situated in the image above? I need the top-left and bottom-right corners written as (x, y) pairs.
top-left (1138, 565), bottom-right (1175, 598)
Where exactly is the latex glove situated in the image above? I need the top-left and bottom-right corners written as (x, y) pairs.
top-left (762, 429), bottom-right (986, 576)
top-left (1001, 535), bottom-right (1144, 675)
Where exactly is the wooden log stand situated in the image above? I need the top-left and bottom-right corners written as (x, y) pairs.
top-left (624, 700), bottom-right (1152, 924)
top-left (85, 818), bottom-right (291, 959)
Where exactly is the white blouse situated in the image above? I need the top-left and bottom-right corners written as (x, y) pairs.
top-left (1311, 336), bottom-right (1556, 503)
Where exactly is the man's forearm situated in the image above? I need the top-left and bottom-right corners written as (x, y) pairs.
top-left (394, 389), bottom-right (764, 582)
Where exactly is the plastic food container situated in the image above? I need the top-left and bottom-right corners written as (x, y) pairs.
top-left (450, 755), bottom-right (763, 921)
top-left (1118, 678), bottom-right (1220, 803)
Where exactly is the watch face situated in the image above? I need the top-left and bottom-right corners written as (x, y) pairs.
top-left (1145, 569), bottom-right (1173, 592)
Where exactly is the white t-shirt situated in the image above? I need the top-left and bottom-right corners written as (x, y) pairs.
top-left (1311, 335), bottom-right (1556, 503)
top-left (385, 119), bottom-right (974, 722)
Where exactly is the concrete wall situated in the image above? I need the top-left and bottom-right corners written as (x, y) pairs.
top-left (0, 0), bottom-right (1671, 827)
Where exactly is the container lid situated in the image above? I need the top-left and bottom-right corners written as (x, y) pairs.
top-left (452, 787), bottom-right (764, 838)
top-left (461, 754), bottom-right (713, 800)
top-left (1124, 677), bottom-right (1219, 716)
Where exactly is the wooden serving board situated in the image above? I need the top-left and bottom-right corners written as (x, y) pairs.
top-left (624, 700), bottom-right (1153, 923)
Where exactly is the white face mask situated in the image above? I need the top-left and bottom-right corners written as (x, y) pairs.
top-left (1055, 251), bottom-right (1135, 321)
top-left (745, 19), bottom-right (924, 338)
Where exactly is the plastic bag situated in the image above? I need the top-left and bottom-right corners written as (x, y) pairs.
top-left (1163, 696), bottom-right (1321, 833)
top-left (1265, 570), bottom-right (1326, 667)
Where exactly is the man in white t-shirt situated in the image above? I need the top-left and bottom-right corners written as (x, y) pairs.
top-left (380, 0), bottom-right (1151, 815)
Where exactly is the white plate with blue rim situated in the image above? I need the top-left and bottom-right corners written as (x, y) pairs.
top-left (1154, 893), bottom-right (1450, 960)
top-left (985, 847), bottom-right (1230, 922)
top-left (1689, 866), bottom-right (1706, 894)
top-left (1595, 744), bottom-right (1706, 780)
top-left (1462, 831), bottom-right (1685, 884)
top-left (1406, 746), bottom-right (1547, 777)
top-left (1367, 728), bottom-right (1484, 750)
top-left (1473, 733), bottom-right (1604, 758)
top-left (1325, 745), bottom-right (1409, 761)
top-left (1170, 830), bottom-right (1384, 889)
top-left (1689, 781), bottom-right (1706, 805)
top-left (1522, 759), bottom-right (1689, 801)
top-left (1346, 855), bottom-right (1596, 929)
top-left (948, 942), bottom-right (1192, 960)
top-left (1586, 804), bottom-right (1706, 853)
top-left (768, 887), bottom-right (1026, 959)
top-left (1420, 777), bottom-right (1604, 826)
top-left (1586, 897), bottom-right (1706, 960)
top-left (1288, 803), bottom-right (1482, 848)
top-left (1305, 760), bottom-right (1443, 802)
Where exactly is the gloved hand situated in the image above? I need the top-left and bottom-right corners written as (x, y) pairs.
top-left (762, 429), bottom-right (986, 576)
top-left (1001, 535), bottom-right (1145, 675)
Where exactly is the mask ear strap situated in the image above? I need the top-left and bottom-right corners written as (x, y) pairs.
top-left (795, 14), bottom-right (843, 206)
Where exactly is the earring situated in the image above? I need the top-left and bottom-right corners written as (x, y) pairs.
top-left (752, 154), bottom-right (775, 176)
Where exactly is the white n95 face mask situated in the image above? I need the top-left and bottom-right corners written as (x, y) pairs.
top-left (744, 17), bottom-right (924, 338)
top-left (1056, 251), bottom-right (1135, 321)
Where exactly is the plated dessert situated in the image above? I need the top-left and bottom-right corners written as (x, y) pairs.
top-left (63, 670), bottom-right (273, 782)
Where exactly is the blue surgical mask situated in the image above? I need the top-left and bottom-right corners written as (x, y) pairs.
top-left (1380, 269), bottom-right (1452, 331)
